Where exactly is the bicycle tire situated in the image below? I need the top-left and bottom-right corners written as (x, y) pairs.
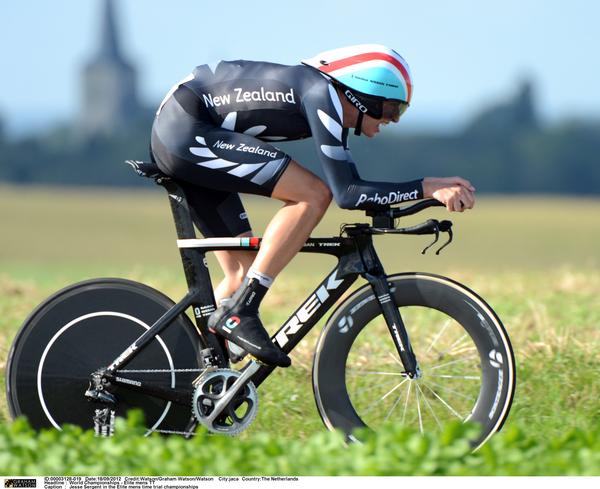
top-left (6, 278), bottom-right (203, 433)
top-left (313, 273), bottom-right (515, 450)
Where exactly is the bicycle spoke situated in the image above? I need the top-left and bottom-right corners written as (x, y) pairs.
top-left (357, 378), bottom-right (410, 417)
top-left (424, 379), bottom-right (475, 400)
top-left (429, 354), bottom-right (479, 372)
top-left (439, 333), bottom-right (475, 356)
top-left (447, 345), bottom-right (478, 357)
top-left (387, 351), bottom-right (404, 368)
top-left (346, 369), bottom-right (405, 377)
top-left (382, 378), bottom-right (410, 401)
top-left (416, 382), bottom-right (441, 430)
top-left (352, 377), bottom-right (402, 397)
top-left (422, 383), bottom-right (464, 419)
top-left (416, 383), bottom-right (424, 433)
top-left (436, 333), bottom-right (470, 357)
top-left (359, 401), bottom-right (382, 417)
top-left (428, 374), bottom-right (480, 380)
top-left (401, 381), bottom-right (412, 425)
top-left (384, 387), bottom-right (406, 422)
top-left (425, 319), bottom-right (452, 354)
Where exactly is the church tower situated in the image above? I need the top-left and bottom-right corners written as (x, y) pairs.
top-left (79, 0), bottom-right (141, 137)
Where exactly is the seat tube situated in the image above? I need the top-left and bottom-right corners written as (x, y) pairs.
top-left (159, 179), bottom-right (227, 361)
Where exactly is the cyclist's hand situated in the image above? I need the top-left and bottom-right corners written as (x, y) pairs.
top-left (423, 177), bottom-right (476, 212)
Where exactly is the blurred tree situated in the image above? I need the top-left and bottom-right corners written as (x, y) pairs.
top-left (1, 81), bottom-right (599, 196)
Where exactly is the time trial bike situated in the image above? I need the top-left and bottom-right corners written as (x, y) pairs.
top-left (6, 159), bottom-right (515, 449)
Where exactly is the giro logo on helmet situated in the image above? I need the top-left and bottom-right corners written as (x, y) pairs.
top-left (344, 90), bottom-right (368, 113)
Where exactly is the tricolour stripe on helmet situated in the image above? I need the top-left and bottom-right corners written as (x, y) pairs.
top-left (326, 60), bottom-right (410, 103)
top-left (320, 52), bottom-right (412, 103)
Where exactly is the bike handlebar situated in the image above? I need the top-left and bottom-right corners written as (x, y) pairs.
top-left (362, 199), bottom-right (453, 255)
top-left (366, 199), bottom-right (445, 227)
top-left (390, 199), bottom-right (446, 218)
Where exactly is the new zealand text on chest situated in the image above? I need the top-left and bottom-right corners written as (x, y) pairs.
top-left (203, 87), bottom-right (296, 107)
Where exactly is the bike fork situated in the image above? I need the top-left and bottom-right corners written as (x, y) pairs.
top-left (365, 273), bottom-right (420, 378)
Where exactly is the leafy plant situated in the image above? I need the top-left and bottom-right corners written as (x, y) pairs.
top-left (1, 413), bottom-right (598, 476)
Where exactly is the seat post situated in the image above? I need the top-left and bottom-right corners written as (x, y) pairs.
top-left (157, 177), bottom-right (196, 240)
top-left (156, 178), bottom-right (214, 298)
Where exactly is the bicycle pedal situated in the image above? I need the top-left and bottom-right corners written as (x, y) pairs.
top-left (247, 354), bottom-right (268, 366)
top-left (226, 340), bottom-right (248, 363)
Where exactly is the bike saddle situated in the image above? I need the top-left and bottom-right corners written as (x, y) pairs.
top-left (125, 159), bottom-right (166, 179)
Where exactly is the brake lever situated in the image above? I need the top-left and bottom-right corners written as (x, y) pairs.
top-left (435, 220), bottom-right (453, 255)
top-left (421, 223), bottom-right (440, 254)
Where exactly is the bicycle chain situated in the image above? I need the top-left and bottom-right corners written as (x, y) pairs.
top-left (144, 428), bottom-right (223, 437)
top-left (116, 368), bottom-right (205, 373)
top-left (114, 368), bottom-right (206, 438)
top-left (116, 368), bottom-right (257, 437)
top-left (146, 428), bottom-right (198, 437)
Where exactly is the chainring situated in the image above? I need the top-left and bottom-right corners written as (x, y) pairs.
top-left (192, 368), bottom-right (258, 435)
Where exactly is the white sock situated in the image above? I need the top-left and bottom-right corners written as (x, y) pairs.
top-left (247, 268), bottom-right (274, 288)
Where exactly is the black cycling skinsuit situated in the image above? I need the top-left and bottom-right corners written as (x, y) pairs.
top-left (151, 60), bottom-right (424, 237)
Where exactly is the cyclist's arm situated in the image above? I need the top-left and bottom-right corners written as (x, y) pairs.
top-left (301, 84), bottom-right (423, 210)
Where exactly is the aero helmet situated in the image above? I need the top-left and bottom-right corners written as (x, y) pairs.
top-left (302, 44), bottom-right (413, 134)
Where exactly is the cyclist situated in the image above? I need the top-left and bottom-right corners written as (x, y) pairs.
top-left (150, 44), bottom-right (475, 368)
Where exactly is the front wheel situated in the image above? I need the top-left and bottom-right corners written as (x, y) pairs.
top-left (313, 273), bottom-right (515, 450)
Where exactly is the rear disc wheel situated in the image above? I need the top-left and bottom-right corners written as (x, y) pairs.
top-left (6, 278), bottom-right (203, 433)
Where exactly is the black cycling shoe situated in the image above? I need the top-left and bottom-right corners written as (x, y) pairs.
top-left (210, 310), bottom-right (291, 368)
top-left (211, 298), bottom-right (248, 363)
top-left (208, 278), bottom-right (291, 368)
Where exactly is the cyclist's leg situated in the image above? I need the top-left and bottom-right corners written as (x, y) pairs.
top-left (209, 163), bottom-right (331, 366)
top-left (201, 161), bottom-right (331, 367)
top-left (179, 181), bottom-right (256, 302)
top-left (213, 243), bottom-right (256, 303)
top-left (251, 160), bottom-right (332, 278)
top-left (189, 159), bottom-right (334, 300)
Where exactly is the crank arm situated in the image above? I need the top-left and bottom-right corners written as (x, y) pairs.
top-left (205, 361), bottom-right (261, 425)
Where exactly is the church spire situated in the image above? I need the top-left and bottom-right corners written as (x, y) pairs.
top-left (98, 0), bottom-right (121, 61)
top-left (79, 0), bottom-right (141, 138)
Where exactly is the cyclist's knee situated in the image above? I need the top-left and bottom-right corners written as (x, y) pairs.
top-left (307, 179), bottom-right (332, 214)
top-left (272, 160), bottom-right (332, 213)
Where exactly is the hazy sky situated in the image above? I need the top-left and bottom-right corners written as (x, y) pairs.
top-left (1, 0), bottom-right (598, 135)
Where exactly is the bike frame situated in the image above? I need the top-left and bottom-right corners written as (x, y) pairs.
top-left (95, 177), bottom-right (419, 406)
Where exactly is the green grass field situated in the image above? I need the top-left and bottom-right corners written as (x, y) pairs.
top-left (1, 185), bottom-right (599, 474)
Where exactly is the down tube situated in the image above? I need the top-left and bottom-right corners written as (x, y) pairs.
top-left (250, 266), bottom-right (358, 388)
